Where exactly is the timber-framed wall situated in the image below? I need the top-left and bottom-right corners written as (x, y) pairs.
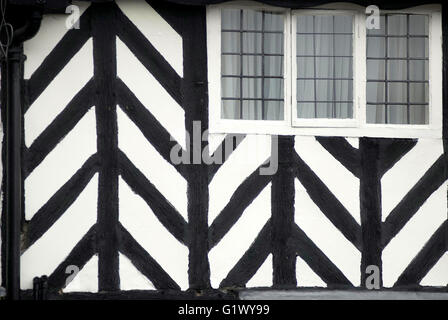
top-left (0, 0), bottom-right (447, 300)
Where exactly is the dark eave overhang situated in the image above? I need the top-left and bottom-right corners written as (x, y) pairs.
top-left (6, 0), bottom-right (445, 11)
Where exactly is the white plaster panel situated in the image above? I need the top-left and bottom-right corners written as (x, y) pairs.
top-left (295, 136), bottom-right (360, 224)
top-left (116, 0), bottom-right (183, 77)
top-left (63, 255), bottom-right (98, 293)
top-left (295, 179), bottom-right (361, 286)
top-left (296, 257), bottom-right (327, 288)
top-left (345, 137), bottom-right (359, 149)
top-left (117, 38), bottom-right (185, 149)
top-left (25, 109), bottom-right (97, 220)
top-left (23, 1), bottom-right (90, 79)
top-left (208, 134), bottom-right (271, 224)
top-left (209, 183), bottom-right (271, 288)
top-left (24, 39), bottom-right (93, 146)
top-left (246, 254), bottom-right (273, 288)
top-left (382, 183), bottom-right (447, 287)
top-left (117, 108), bottom-right (187, 220)
top-left (381, 139), bottom-right (443, 220)
top-left (119, 177), bottom-right (189, 290)
top-left (119, 252), bottom-right (155, 290)
top-left (420, 253), bottom-right (448, 287)
top-left (21, 175), bottom-right (98, 289)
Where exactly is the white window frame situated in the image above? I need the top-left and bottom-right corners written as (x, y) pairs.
top-left (207, 3), bottom-right (292, 132)
top-left (207, 3), bottom-right (443, 139)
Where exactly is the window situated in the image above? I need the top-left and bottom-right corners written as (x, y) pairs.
top-left (207, 4), bottom-right (443, 138)
top-left (295, 14), bottom-right (354, 119)
top-left (221, 9), bottom-right (285, 120)
top-left (366, 14), bottom-right (429, 124)
top-left (291, 10), bottom-right (360, 128)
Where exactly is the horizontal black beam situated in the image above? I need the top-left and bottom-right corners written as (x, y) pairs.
top-left (8, 0), bottom-right (444, 11)
top-left (8, 0), bottom-right (71, 14)
top-left (19, 289), bottom-right (238, 300)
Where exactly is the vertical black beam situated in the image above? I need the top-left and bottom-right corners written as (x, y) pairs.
top-left (3, 45), bottom-right (24, 300)
top-left (91, 3), bottom-right (119, 291)
top-left (271, 136), bottom-right (296, 288)
top-left (359, 138), bottom-right (383, 288)
top-left (182, 6), bottom-right (211, 289)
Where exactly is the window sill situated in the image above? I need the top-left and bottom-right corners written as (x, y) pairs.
top-left (209, 120), bottom-right (442, 139)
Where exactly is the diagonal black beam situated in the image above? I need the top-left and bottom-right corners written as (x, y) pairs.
top-left (316, 137), bottom-right (361, 178)
top-left (116, 79), bottom-right (187, 179)
top-left (117, 223), bottom-right (181, 290)
top-left (47, 225), bottom-right (97, 291)
top-left (293, 152), bottom-right (362, 250)
top-left (26, 8), bottom-right (92, 109)
top-left (378, 139), bottom-right (417, 177)
top-left (208, 165), bottom-right (272, 249)
top-left (382, 154), bottom-right (448, 248)
top-left (208, 134), bottom-right (246, 183)
top-left (24, 79), bottom-right (94, 178)
top-left (394, 220), bottom-right (447, 287)
top-left (118, 150), bottom-right (187, 244)
top-left (290, 225), bottom-right (353, 287)
top-left (146, 0), bottom-right (186, 36)
top-left (220, 221), bottom-right (272, 288)
top-left (23, 154), bottom-right (99, 251)
top-left (115, 5), bottom-right (182, 106)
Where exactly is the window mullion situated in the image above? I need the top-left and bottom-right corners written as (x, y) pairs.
top-left (356, 11), bottom-right (366, 128)
top-left (406, 14), bottom-right (410, 124)
top-left (262, 11), bottom-right (265, 120)
top-left (239, 9), bottom-right (243, 120)
top-left (312, 15), bottom-right (317, 118)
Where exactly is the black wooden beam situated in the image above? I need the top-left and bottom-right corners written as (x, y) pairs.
top-left (115, 7), bottom-right (183, 106)
top-left (220, 221), bottom-right (272, 288)
top-left (382, 154), bottom-right (448, 247)
top-left (116, 79), bottom-right (187, 179)
top-left (293, 152), bottom-right (362, 250)
top-left (290, 225), bottom-right (353, 287)
top-left (24, 79), bottom-right (94, 177)
top-left (117, 223), bottom-right (181, 290)
top-left (208, 164), bottom-right (272, 249)
top-left (24, 155), bottom-right (99, 251)
top-left (25, 8), bottom-right (91, 108)
top-left (118, 151), bottom-right (188, 244)
top-left (394, 220), bottom-right (447, 287)
top-left (359, 138), bottom-right (383, 288)
top-left (91, 2), bottom-right (119, 291)
top-left (47, 225), bottom-right (97, 291)
top-left (316, 137), bottom-right (361, 178)
top-left (3, 45), bottom-right (24, 300)
top-left (181, 5), bottom-right (211, 290)
top-left (271, 136), bottom-right (297, 288)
